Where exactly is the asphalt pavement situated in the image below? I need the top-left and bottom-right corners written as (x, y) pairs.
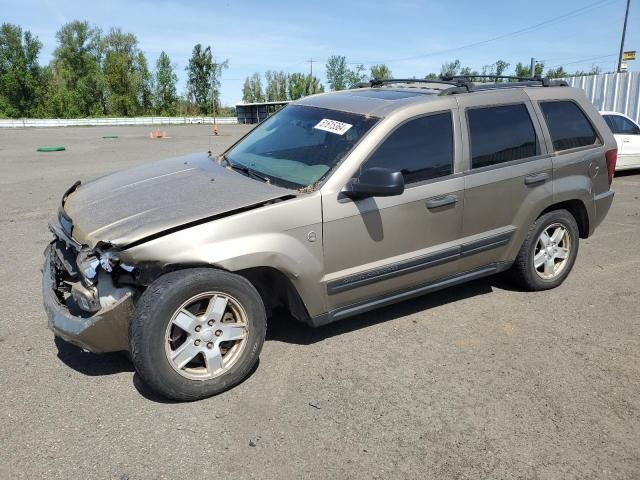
top-left (0, 125), bottom-right (639, 479)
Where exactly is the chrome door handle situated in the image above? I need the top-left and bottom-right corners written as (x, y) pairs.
top-left (524, 172), bottom-right (550, 185)
top-left (426, 194), bottom-right (457, 209)
top-left (622, 138), bottom-right (630, 143)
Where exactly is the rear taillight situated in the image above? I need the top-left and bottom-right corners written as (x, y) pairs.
top-left (605, 148), bottom-right (617, 186)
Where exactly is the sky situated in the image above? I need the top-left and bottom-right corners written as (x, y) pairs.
top-left (2, 0), bottom-right (638, 106)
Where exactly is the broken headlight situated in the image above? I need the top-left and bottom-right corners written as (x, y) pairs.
top-left (76, 247), bottom-right (100, 283)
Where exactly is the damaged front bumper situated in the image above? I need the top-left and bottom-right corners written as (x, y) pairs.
top-left (42, 245), bottom-right (135, 353)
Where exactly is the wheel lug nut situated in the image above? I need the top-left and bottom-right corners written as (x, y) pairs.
top-left (215, 330), bottom-right (222, 337)
top-left (194, 339), bottom-right (201, 346)
top-left (207, 342), bottom-right (213, 349)
top-left (195, 325), bottom-right (201, 332)
top-left (208, 320), bottom-right (214, 326)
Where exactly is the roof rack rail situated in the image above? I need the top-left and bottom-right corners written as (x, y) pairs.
top-left (351, 77), bottom-right (474, 95)
top-left (348, 76), bottom-right (568, 97)
top-left (442, 74), bottom-right (569, 88)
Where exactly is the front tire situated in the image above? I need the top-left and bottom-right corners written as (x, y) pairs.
top-left (129, 268), bottom-right (266, 401)
top-left (510, 209), bottom-right (580, 291)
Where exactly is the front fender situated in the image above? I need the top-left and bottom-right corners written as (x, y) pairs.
top-left (121, 194), bottom-right (327, 317)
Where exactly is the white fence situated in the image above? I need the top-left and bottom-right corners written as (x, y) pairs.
top-left (562, 71), bottom-right (640, 123)
top-left (0, 116), bottom-right (238, 128)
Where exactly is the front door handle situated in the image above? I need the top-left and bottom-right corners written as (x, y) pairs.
top-left (524, 172), bottom-right (550, 185)
top-left (426, 194), bottom-right (457, 209)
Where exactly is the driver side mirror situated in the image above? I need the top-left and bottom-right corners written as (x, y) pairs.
top-left (343, 167), bottom-right (405, 199)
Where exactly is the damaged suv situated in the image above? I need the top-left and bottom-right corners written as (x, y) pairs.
top-left (43, 77), bottom-right (617, 401)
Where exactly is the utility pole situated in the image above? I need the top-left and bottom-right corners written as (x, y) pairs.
top-left (307, 59), bottom-right (314, 78)
top-left (617, 0), bottom-right (631, 72)
top-left (530, 57), bottom-right (536, 78)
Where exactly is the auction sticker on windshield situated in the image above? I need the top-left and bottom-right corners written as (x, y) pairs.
top-left (314, 118), bottom-right (353, 135)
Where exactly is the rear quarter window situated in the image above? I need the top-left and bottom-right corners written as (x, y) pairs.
top-left (540, 101), bottom-right (599, 151)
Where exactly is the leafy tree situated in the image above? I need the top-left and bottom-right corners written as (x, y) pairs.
top-left (101, 28), bottom-right (147, 116)
top-left (153, 51), bottom-right (178, 115)
top-left (546, 66), bottom-right (568, 79)
top-left (49, 21), bottom-right (103, 117)
top-left (242, 73), bottom-right (264, 103)
top-left (346, 64), bottom-right (367, 87)
top-left (495, 60), bottom-right (510, 76)
top-left (136, 52), bottom-right (153, 114)
top-left (573, 66), bottom-right (602, 77)
top-left (0, 23), bottom-right (46, 117)
top-left (326, 55), bottom-right (349, 91)
top-left (440, 59), bottom-right (461, 78)
top-left (460, 66), bottom-right (479, 77)
top-left (264, 70), bottom-right (287, 101)
top-left (186, 43), bottom-right (228, 114)
top-left (425, 72), bottom-right (439, 80)
top-left (514, 61), bottom-right (544, 79)
top-left (287, 73), bottom-right (324, 100)
top-left (370, 64), bottom-right (392, 80)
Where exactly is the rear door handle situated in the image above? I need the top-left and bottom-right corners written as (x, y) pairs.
top-left (426, 194), bottom-right (457, 209)
top-left (622, 138), bottom-right (630, 143)
top-left (524, 172), bottom-right (550, 185)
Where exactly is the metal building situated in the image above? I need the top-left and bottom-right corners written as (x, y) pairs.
top-left (563, 71), bottom-right (640, 122)
top-left (235, 101), bottom-right (290, 124)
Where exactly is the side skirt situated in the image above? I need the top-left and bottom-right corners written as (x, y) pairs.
top-left (309, 262), bottom-right (512, 328)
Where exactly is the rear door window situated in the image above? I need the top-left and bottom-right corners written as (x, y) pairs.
top-left (540, 101), bottom-right (598, 151)
top-left (467, 104), bottom-right (538, 169)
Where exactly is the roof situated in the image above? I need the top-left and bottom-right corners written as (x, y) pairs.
top-left (295, 87), bottom-right (444, 117)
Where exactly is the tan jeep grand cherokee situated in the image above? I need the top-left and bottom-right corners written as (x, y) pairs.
top-left (43, 77), bottom-right (617, 400)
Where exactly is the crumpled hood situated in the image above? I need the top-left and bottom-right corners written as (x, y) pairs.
top-left (63, 153), bottom-right (294, 248)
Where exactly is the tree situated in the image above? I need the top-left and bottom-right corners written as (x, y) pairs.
top-left (573, 66), bottom-right (602, 77)
top-left (153, 51), bottom-right (178, 115)
top-left (546, 66), bottom-right (568, 79)
top-left (135, 52), bottom-right (153, 114)
top-left (101, 28), bottom-right (147, 116)
top-left (326, 55), bottom-right (349, 91)
top-left (0, 23), bottom-right (46, 118)
top-left (186, 43), bottom-right (228, 115)
top-left (440, 59), bottom-right (461, 78)
top-left (264, 70), bottom-right (287, 101)
top-left (370, 64), bottom-right (392, 80)
top-left (49, 21), bottom-right (103, 117)
top-left (287, 73), bottom-right (325, 100)
top-left (515, 61), bottom-right (544, 79)
top-left (346, 64), bottom-right (367, 87)
top-left (495, 60), bottom-right (510, 76)
top-left (242, 73), bottom-right (264, 103)
top-left (425, 72), bottom-right (439, 80)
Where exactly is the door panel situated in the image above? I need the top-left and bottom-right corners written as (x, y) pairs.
top-left (617, 134), bottom-right (640, 169)
top-left (456, 91), bottom-right (552, 267)
top-left (322, 177), bottom-right (464, 310)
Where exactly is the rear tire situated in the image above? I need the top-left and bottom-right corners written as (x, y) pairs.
top-left (129, 268), bottom-right (266, 401)
top-left (510, 209), bottom-right (579, 291)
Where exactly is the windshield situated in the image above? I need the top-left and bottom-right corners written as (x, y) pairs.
top-left (225, 105), bottom-right (378, 188)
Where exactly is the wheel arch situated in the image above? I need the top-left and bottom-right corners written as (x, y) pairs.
top-left (538, 199), bottom-right (590, 238)
top-left (133, 262), bottom-right (313, 325)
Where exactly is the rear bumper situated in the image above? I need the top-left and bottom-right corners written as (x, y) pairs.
top-left (592, 189), bottom-right (615, 233)
top-left (42, 246), bottom-right (134, 353)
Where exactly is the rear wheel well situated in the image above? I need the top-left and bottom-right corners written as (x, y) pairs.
top-left (539, 200), bottom-right (589, 238)
top-left (235, 266), bottom-right (311, 324)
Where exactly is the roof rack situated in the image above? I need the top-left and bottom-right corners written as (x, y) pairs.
top-left (351, 78), bottom-right (473, 95)
top-left (442, 74), bottom-right (569, 88)
top-left (349, 76), bottom-right (568, 97)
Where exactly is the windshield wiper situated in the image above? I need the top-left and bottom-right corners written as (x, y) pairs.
top-left (223, 159), bottom-right (271, 184)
